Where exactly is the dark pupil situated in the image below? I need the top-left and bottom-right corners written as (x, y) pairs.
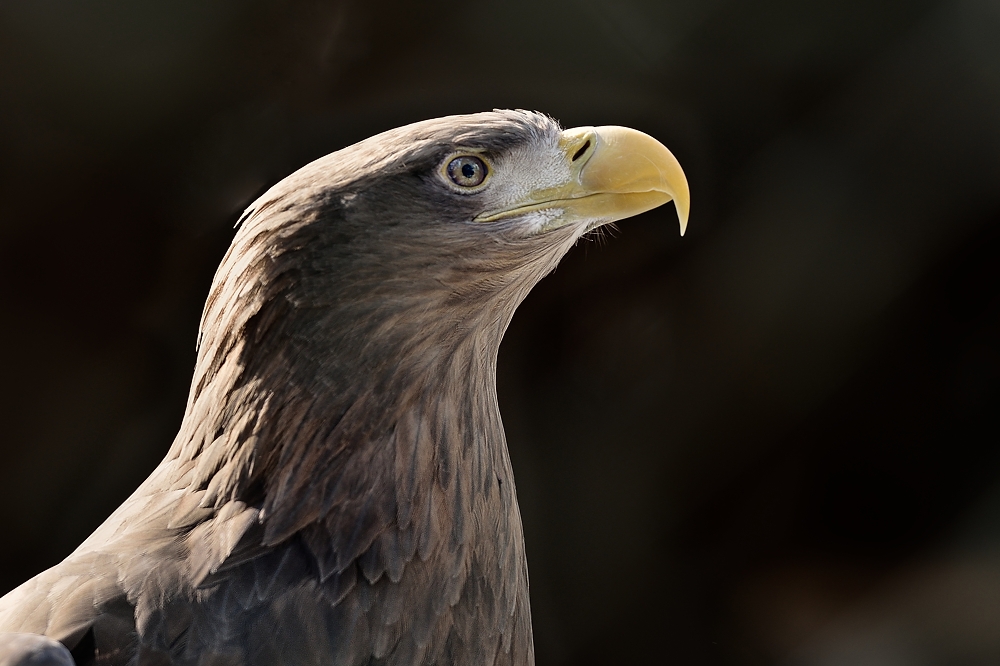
top-left (461, 163), bottom-right (477, 179)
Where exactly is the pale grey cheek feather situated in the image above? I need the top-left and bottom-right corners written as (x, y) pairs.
top-left (482, 139), bottom-right (572, 213)
top-left (0, 109), bottom-right (579, 666)
top-left (520, 208), bottom-right (566, 235)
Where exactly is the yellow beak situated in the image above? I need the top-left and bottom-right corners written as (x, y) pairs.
top-left (475, 125), bottom-right (690, 236)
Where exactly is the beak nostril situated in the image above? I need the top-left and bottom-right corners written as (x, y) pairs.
top-left (571, 139), bottom-right (591, 162)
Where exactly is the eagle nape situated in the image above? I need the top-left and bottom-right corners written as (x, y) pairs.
top-left (0, 110), bottom-right (688, 666)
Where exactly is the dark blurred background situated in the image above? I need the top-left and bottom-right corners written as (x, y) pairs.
top-left (2, 0), bottom-right (1000, 663)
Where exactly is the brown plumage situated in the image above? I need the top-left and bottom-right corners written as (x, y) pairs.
top-left (0, 110), bottom-right (688, 666)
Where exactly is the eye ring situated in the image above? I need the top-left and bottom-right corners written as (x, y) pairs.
top-left (443, 154), bottom-right (489, 189)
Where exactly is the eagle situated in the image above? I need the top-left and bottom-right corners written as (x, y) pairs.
top-left (0, 110), bottom-right (688, 666)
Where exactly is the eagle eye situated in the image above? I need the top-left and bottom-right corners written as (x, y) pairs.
top-left (445, 155), bottom-right (488, 188)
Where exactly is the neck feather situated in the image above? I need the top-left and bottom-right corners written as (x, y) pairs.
top-left (163, 210), bottom-right (576, 553)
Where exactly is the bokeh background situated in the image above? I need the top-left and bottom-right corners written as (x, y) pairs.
top-left (2, 0), bottom-right (1000, 663)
